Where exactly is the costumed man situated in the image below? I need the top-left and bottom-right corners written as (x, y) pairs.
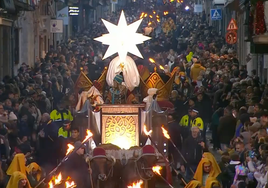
top-left (76, 81), bottom-right (104, 113)
top-left (185, 158), bottom-right (221, 188)
top-left (6, 171), bottom-right (31, 188)
top-left (143, 88), bottom-right (158, 110)
top-left (106, 74), bottom-right (127, 104)
top-left (105, 56), bottom-right (140, 104)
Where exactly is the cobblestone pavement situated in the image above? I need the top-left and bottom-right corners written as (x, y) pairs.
top-left (156, 131), bottom-right (221, 188)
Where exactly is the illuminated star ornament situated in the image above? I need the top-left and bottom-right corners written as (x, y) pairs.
top-left (94, 10), bottom-right (151, 61)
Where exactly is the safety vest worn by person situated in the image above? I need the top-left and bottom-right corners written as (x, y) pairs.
top-left (58, 127), bottom-right (70, 138)
top-left (179, 114), bottom-right (204, 130)
top-left (50, 109), bottom-right (73, 122)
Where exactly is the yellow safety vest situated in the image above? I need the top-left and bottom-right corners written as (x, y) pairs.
top-left (58, 127), bottom-right (69, 138)
top-left (50, 109), bottom-right (73, 122)
top-left (179, 115), bottom-right (204, 131)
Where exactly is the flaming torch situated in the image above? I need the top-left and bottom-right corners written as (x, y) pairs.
top-left (34, 130), bottom-right (94, 188)
top-left (161, 127), bottom-right (194, 175)
top-left (152, 166), bottom-right (174, 188)
top-left (143, 125), bottom-right (173, 184)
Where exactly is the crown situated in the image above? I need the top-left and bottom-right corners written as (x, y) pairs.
top-left (140, 67), bottom-right (177, 100)
top-left (75, 67), bottom-right (107, 94)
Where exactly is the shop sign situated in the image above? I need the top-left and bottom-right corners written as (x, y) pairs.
top-left (68, 6), bottom-right (79, 16)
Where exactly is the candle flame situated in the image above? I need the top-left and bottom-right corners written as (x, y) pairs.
top-left (66, 144), bottom-right (74, 155)
top-left (65, 181), bottom-right (76, 188)
top-left (152, 166), bottom-right (162, 175)
top-left (143, 125), bottom-right (152, 136)
top-left (149, 58), bottom-right (155, 63)
top-left (82, 129), bottom-right (93, 143)
top-left (127, 180), bottom-right (143, 188)
top-left (161, 127), bottom-right (170, 139)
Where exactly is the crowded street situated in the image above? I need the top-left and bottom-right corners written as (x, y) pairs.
top-left (1, 0), bottom-right (268, 187)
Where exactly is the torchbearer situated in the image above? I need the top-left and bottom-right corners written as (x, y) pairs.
top-left (161, 127), bottom-right (194, 175)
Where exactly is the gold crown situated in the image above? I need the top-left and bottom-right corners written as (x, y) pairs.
top-left (75, 67), bottom-right (107, 94)
top-left (140, 67), bottom-right (177, 100)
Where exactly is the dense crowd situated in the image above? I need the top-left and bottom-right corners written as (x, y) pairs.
top-left (0, 0), bottom-right (267, 188)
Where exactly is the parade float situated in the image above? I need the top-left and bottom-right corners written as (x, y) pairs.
top-left (71, 10), bottom-right (181, 184)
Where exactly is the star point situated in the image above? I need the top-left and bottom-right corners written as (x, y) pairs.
top-left (94, 10), bottom-right (151, 61)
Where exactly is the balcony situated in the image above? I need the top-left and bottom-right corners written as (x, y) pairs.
top-left (14, 0), bottom-right (35, 11)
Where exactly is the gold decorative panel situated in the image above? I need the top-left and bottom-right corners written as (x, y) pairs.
top-left (100, 105), bottom-right (143, 149)
top-left (102, 115), bottom-right (138, 149)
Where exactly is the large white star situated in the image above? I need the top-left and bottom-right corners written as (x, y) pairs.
top-left (94, 10), bottom-right (151, 61)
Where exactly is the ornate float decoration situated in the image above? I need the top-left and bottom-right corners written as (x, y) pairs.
top-left (74, 67), bottom-right (107, 95)
top-left (94, 10), bottom-right (151, 91)
top-left (140, 67), bottom-right (177, 101)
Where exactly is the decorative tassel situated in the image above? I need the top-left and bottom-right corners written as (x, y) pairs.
top-left (255, 1), bottom-right (266, 35)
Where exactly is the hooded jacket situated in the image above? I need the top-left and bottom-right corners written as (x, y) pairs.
top-left (190, 63), bottom-right (206, 81)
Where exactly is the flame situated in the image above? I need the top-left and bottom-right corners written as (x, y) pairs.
top-left (149, 15), bottom-right (153, 18)
top-left (148, 22), bottom-right (152, 26)
top-left (159, 65), bottom-right (164, 70)
top-left (140, 12), bottom-right (144, 19)
top-left (161, 127), bottom-right (170, 139)
top-left (152, 166), bottom-right (162, 175)
top-left (157, 18), bottom-right (160, 23)
top-left (82, 129), bottom-right (93, 143)
top-left (65, 181), bottom-right (76, 188)
top-left (156, 15), bottom-right (159, 18)
top-left (66, 144), bottom-right (75, 155)
top-left (48, 181), bottom-right (53, 188)
top-left (143, 125), bottom-right (152, 136)
top-left (127, 180), bottom-right (143, 188)
top-left (149, 58), bottom-right (155, 63)
top-left (164, 11), bottom-right (169, 15)
top-left (153, 11), bottom-right (156, 14)
top-left (144, 13), bottom-right (148, 17)
top-left (55, 173), bottom-right (62, 185)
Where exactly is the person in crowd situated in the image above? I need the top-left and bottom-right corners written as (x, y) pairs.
top-left (185, 158), bottom-right (221, 187)
top-left (62, 141), bottom-right (90, 188)
top-left (180, 108), bottom-right (204, 140)
top-left (181, 126), bottom-right (205, 180)
top-left (6, 171), bottom-right (31, 188)
top-left (218, 106), bottom-right (237, 151)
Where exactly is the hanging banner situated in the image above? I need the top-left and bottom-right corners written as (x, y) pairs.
top-left (57, 6), bottom-right (69, 25)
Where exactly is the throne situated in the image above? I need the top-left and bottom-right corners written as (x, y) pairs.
top-left (140, 67), bottom-right (178, 101)
top-left (74, 67), bottom-right (108, 96)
